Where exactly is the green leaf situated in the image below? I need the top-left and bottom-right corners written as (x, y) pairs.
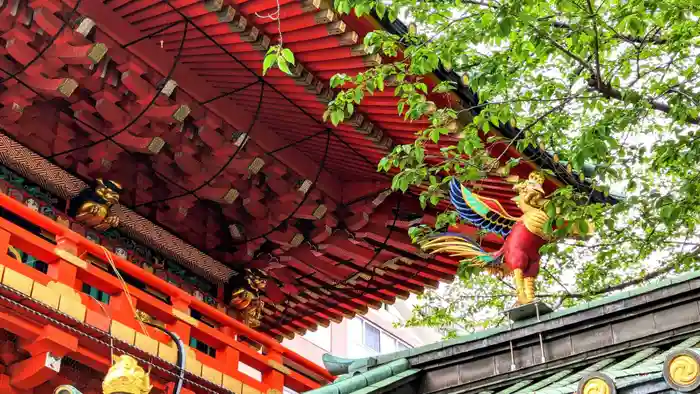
top-left (331, 110), bottom-right (343, 126)
top-left (354, 89), bottom-right (363, 103)
top-left (376, 2), bottom-right (386, 19)
top-left (660, 205), bottom-right (673, 220)
top-left (415, 147), bottom-right (425, 163)
top-left (277, 57), bottom-right (291, 74)
top-left (576, 219), bottom-right (589, 235)
top-left (378, 157), bottom-right (389, 171)
top-left (262, 54), bottom-right (277, 75)
top-left (546, 202), bottom-right (556, 218)
top-left (281, 48), bottom-right (295, 65)
top-left (430, 129), bottom-right (440, 143)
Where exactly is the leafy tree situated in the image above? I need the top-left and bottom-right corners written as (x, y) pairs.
top-left (324, 0), bottom-right (700, 335)
top-left (267, 0), bottom-right (700, 335)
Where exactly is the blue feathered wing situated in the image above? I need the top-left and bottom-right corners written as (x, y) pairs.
top-left (419, 179), bottom-right (517, 267)
top-left (449, 178), bottom-right (518, 238)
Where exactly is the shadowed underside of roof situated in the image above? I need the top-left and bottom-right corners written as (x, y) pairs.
top-left (0, 0), bottom-right (616, 340)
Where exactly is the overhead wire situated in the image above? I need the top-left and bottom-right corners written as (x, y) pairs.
top-left (128, 91), bottom-right (334, 248)
top-left (198, 81), bottom-right (260, 105)
top-left (0, 20), bottom-right (197, 199)
top-left (0, 0), bottom-right (434, 335)
top-left (121, 20), bottom-right (185, 48)
top-left (235, 128), bottom-right (331, 245)
top-left (131, 81), bottom-right (266, 208)
top-left (47, 20), bottom-right (191, 159)
top-left (158, 0), bottom-right (379, 168)
top-left (0, 0), bottom-right (82, 85)
top-left (0, 5), bottom-right (341, 265)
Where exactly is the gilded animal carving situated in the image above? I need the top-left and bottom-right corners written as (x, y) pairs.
top-left (420, 172), bottom-right (593, 305)
top-left (102, 355), bottom-right (152, 394)
top-left (68, 179), bottom-right (122, 232)
top-left (225, 268), bottom-right (267, 328)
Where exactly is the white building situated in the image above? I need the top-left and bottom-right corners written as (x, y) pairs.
top-left (282, 297), bottom-right (444, 366)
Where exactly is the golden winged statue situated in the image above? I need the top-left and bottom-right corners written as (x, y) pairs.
top-left (420, 172), bottom-right (593, 305)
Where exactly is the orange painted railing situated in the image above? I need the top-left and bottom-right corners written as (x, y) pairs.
top-left (0, 192), bottom-right (333, 393)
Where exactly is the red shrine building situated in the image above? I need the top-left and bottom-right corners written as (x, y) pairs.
top-left (0, 0), bottom-right (606, 393)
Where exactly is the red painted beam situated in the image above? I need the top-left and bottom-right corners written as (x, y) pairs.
top-left (65, 0), bottom-right (342, 202)
top-left (10, 326), bottom-right (78, 390)
top-left (0, 193), bottom-right (335, 384)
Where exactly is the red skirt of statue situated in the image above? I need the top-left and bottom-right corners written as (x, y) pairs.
top-left (495, 222), bottom-right (548, 277)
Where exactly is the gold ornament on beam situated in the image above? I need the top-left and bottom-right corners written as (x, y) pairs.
top-left (228, 268), bottom-right (268, 328)
top-left (69, 179), bottom-right (123, 232)
top-left (664, 349), bottom-right (700, 392)
top-left (578, 372), bottom-right (616, 394)
top-left (669, 355), bottom-right (699, 386)
top-left (582, 378), bottom-right (611, 394)
top-left (102, 355), bottom-right (152, 394)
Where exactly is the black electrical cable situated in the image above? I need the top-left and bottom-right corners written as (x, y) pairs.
top-left (121, 19), bottom-right (184, 48)
top-left (233, 128), bottom-right (331, 245)
top-left (47, 20), bottom-right (191, 159)
top-left (355, 195), bottom-right (402, 287)
top-left (329, 130), bottom-right (379, 168)
top-left (132, 81), bottom-right (265, 208)
top-left (128, 101), bottom-right (335, 247)
top-left (198, 80), bottom-right (260, 105)
top-left (0, 20), bottom-right (200, 201)
top-left (145, 322), bottom-right (186, 394)
top-left (272, 195), bottom-right (403, 328)
top-left (264, 128), bottom-right (328, 155)
top-left (159, 0), bottom-right (378, 168)
top-left (0, 0), bottom-right (82, 85)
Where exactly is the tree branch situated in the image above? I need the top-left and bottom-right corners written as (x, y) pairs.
top-left (551, 20), bottom-right (668, 45)
top-left (588, 79), bottom-right (700, 125)
top-left (585, 0), bottom-right (602, 88)
top-left (533, 27), bottom-right (596, 75)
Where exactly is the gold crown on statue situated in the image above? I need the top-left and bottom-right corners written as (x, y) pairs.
top-left (102, 355), bottom-right (152, 394)
top-left (528, 171), bottom-right (545, 185)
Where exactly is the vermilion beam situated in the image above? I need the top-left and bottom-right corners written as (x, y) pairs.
top-left (0, 193), bottom-right (335, 384)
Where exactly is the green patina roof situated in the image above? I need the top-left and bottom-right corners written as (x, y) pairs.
top-left (307, 359), bottom-right (418, 394)
top-left (309, 270), bottom-right (700, 394)
top-left (372, 269), bottom-right (700, 367)
top-left (489, 335), bottom-right (700, 394)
